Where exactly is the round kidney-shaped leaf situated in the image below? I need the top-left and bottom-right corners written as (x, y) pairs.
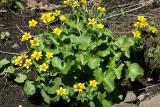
top-left (126, 63), bottom-right (144, 81)
top-left (23, 80), bottom-right (36, 96)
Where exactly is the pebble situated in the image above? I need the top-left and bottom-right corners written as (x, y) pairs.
top-left (124, 91), bottom-right (137, 103)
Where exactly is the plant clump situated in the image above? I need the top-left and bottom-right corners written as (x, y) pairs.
top-left (0, 0), bottom-right (146, 107)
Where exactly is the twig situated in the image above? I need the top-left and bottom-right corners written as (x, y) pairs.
top-left (106, 5), bottom-right (146, 19)
top-left (136, 82), bottom-right (160, 91)
top-left (0, 50), bottom-right (20, 55)
top-left (0, 26), bottom-right (29, 30)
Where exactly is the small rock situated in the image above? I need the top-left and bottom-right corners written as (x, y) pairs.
top-left (124, 91), bottom-right (137, 103)
top-left (147, 78), bottom-right (153, 82)
top-left (112, 102), bottom-right (138, 107)
top-left (138, 94), bottom-right (146, 102)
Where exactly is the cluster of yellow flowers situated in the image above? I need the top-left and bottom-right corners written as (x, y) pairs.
top-left (132, 15), bottom-right (158, 39)
top-left (41, 12), bottom-right (55, 23)
top-left (21, 9), bottom-right (66, 44)
top-left (14, 54), bottom-right (32, 69)
top-left (134, 16), bottom-right (148, 29)
top-left (15, 51), bottom-right (53, 71)
top-left (21, 31), bottom-right (41, 47)
top-left (56, 80), bottom-right (97, 96)
top-left (63, 0), bottom-right (86, 7)
top-left (88, 18), bottom-right (104, 29)
top-left (15, 54), bottom-right (28, 66)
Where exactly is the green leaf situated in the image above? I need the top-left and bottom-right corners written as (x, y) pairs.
top-left (43, 86), bottom-right (57, 94)
top-left (107, 52), bottom-right (121, 70)
top-left (60, 61), bottom-right (74, 74)
top-left (97, 92), bottom-right (106, 102)
top-left (48, 33), bottom-right (59, 46)
top-left (0, 33), bottom-right (5, 39)
top-left (0, 32), bottom-right (10, 40)
top-left (116, 36), bottom-right (135, 58)
top-left (102, 99), bottom-right (112, 107)
top-left (62, 95), bottom-right (69, 101)
top-left (70, 35), bottom-right (91, 50)
top-left (54, 77), bottom-right (62, 86)
top-left (88, 57), bottom-right (101, 69)
top-left (126, 63), bottom-right (144, 81)
top-left (14, 74), bottom-right (27, 83)
top-left (15, 1), bottom-right (24, 9)
top-left (0, 58), bottom-right (10, 68)
top-left (41, 89), bottom-right (51, 104)
top-left (5, 32), bottom-right (10, 37)
top-left (120, 8), bottom-right (125, 16)
top-left (37, 34), bottom-right (45, 50)
top-left (97, 48), bottom-right (111, 57)
top-left (61, 44), bottom-right (73, 58)
top-left (103, 71), bottom-right (116, 93)
top-left (23, 80), bottom-right (36, 96)
top-left (51, 95), bottom-right (60, 103)
top-left (114, 64), bottom-right (124, 79)
top-left (52, 57), bottom-right (62, 70)
top-left (78, 35), bottom-right (91, 50)
top-left (93, 68), bottom-right (104, 84)
top-left (103, 28), bottom-right (113, 37)
top-left (76, 52), bottom-right (90, 65)
top-left (124, 49), bottom-right (130, 58)
top-left (89, 101), bottom-right (96, 107)
top-left (4, 66), bottom-right (15, 74)
top-left (65, 20), bottom-right (77, 29)
top-left (107, 59), bottom-right (116, 70)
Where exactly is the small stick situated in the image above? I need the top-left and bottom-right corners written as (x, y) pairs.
top-left (0, 50), bottom-right (20, 55)
top-left (136, 82), bottom-right (160, 91)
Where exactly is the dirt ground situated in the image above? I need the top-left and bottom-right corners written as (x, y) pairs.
top-left (0, 0), bottom-right (160, 107)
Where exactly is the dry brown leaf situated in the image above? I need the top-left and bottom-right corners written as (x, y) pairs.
top-left (26, 0), bottom-right (50, 10)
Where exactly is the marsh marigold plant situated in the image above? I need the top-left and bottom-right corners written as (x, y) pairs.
top-left (10, 1), bottom-right (148, 107)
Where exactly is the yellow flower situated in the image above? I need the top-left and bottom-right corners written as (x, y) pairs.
top-left (28, 19), bottom-right (38, 27)
top-left (21, 32), bottom-right (32, 42)
top-left (15, 56), bottom-right (23, 66)
top-left (134, 22), bottom-right (140, 28)
top-left (80, 0), bottom-right (86, 4)
top-left (74, 83), bottom-right (85, 92)
top-left (56, 87), bottom-right (67, 95)
top-left (132, 30), bottom-right (141, 39)
top-left (72, 1), bottom-right (80, 7)
top-left (24, 59), bottom-right (32, 69)
top-left (39, 63), bottom-right (48, 72)
top-left (31, 51), bottom-right (42, 61)
top-left (41, 12), bottom-right (55, 23)
top-left (134, 21), bottom-right (148, 28)
top-left (53, 10), bottom-right (61, 16)
top-left (30, 37), bottom-right (40, 47)
top-left (149, 26), bottom-right (158, 33)
top-left (139, 21), bottom-right (148, 28)
top-left (15, 54), bottom-right (27, 66)
top-left (45, 52), bottom-right (53, 59)
top-left (63, 0), bottom-right (70, 4)
top-left (97, 7), bottom-right (105, 12)
top-left (59, 15), bottom-right (66, 21)
top-left (97, 23), bottom-right (104, 29)
top-left (88, 18), bottom-right (96, 25)
top-left (89, 80), bottom-right (97, 88)
top-left (53, 27), bottom-right (62, 36)
top-left (137, 15), bottom-right (147, 22)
